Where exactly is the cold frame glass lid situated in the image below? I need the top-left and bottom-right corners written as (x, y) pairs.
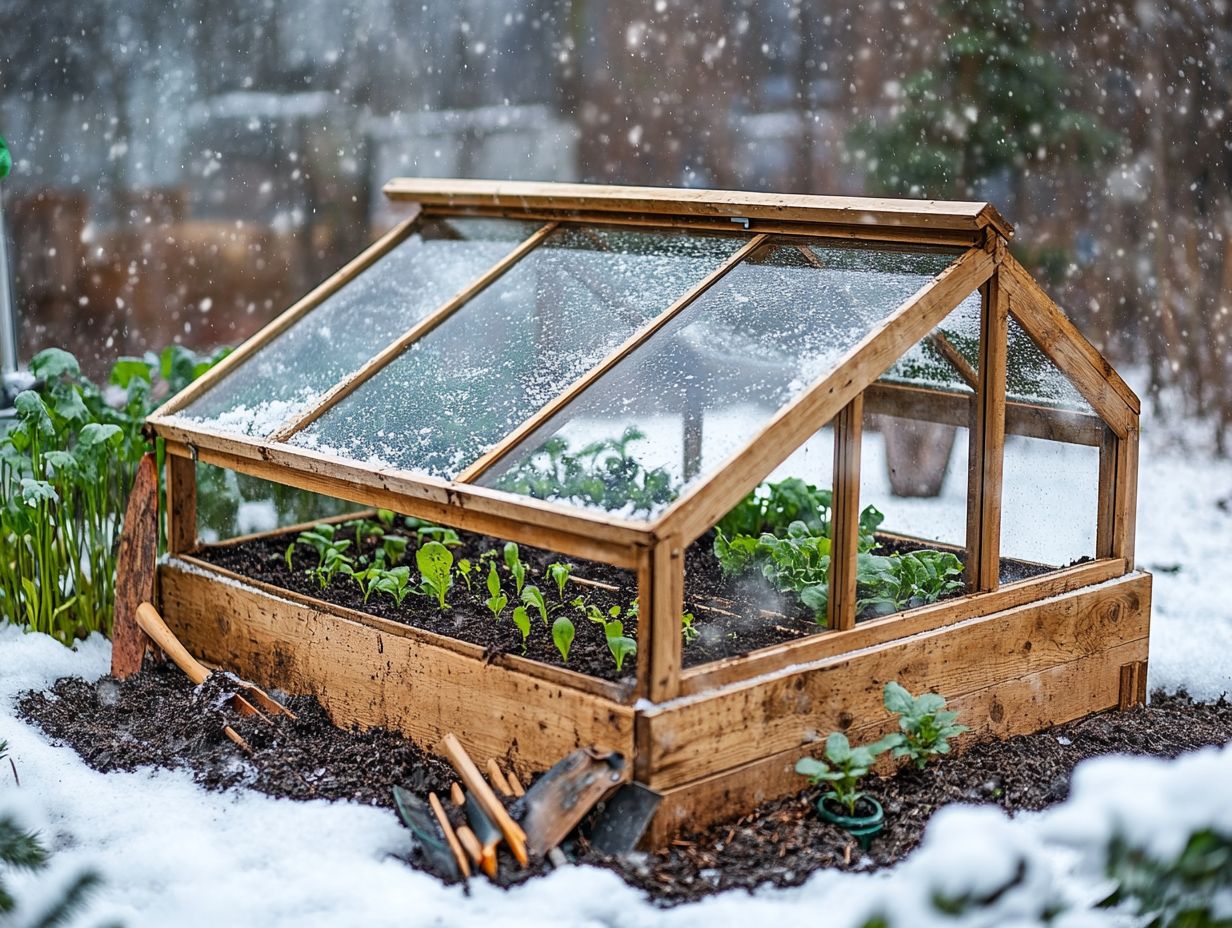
top-left (172, 217), bottom-right (539, 436)
top-left (477, 240), bottom-right (960, 519)
top-left (287, 226), bottom-right (747, 477)
top-left (880, 288), bottom-right (981, 395)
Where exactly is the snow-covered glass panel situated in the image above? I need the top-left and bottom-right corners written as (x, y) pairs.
top-left (1007, 315), bottom-right (1093, 412)
top-left (289, 226), bottom-right (746, 477)
top-left (479, 240), bottom-right (958, 519)
top-left (880, 289), bottom-right (980, 395)
top-left (172, 217), bottom-right (539, 436)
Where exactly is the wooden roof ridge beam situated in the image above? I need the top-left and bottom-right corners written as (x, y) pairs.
top-left (152, 205), bottom-right (424, 420)
top-left (651, 245), bottom-right (998, 546)
top-left (382, 178), bottom-right (1014, 239)
top-left (998, 252), bottom-right (1139, 438)
top-left (268, 221), bottom-right (559, 442)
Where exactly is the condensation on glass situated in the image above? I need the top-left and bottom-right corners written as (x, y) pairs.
top-left (289, 226), bottom-right (746, 477)
top-left (480, 240), bottom-right (962, 519)
top-left (1007, 315), bottom-right (1092, 412)
top-left (173, 218), bottom-right (540, 436)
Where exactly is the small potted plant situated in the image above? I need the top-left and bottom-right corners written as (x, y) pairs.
top-left (795, 732), bottom-right (886, 849)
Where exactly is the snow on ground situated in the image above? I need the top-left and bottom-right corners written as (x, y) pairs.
top-left (2, 405), bottom-right (1230, 925)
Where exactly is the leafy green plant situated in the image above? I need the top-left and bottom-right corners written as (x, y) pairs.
top-left (795, 732), bottom-right (886, 816)
top-left (405, 517), bottom-right (461, 548)
top-left (521, 585), bottom-right (549, 625)
top-left (503, 542), bottom-right (527, 596)
top-left (485, 562), bottom-right (508, 620)
top-left (510, 606), bottom-right (532, 651)
top-left (545, 561), bottom-right (573, 599)
top-left (680, 611), bottom-right (699, 644)
top-left (605, 621), bottom-right (637, 671)
top-left (370, 565), bottom-right (414, 606)
top-left (495, 427), bottom-right (678, 515)
top-left (416, 541), bottom-right (454, 609)
top-left (551, 615), bottom-right (575, 662)
top-left (877, 682), bottom-right (969, 768)
top-left (1101, 827), bottom-right (1232, 927)
top-left (857, 550), bottom-right (964, 617)
top-left (718, 477), bottom-right (834, 539)
top-left (286, 523), bottom-right (355, 589)
top-left (457, 558), bottom-right (474, 593)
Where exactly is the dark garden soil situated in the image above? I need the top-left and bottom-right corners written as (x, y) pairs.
top-left (18, 669), bottom-right (1232, 904)
top-left (193, 522), bottom-right (1057, 682)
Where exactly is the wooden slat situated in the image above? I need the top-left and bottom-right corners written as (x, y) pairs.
top-left (639, 571), bottom-right (1150, 790)
top-left (928, 332), bottom-right (979, 389)
top-left (654, 246), bottom-right (996, 546)
top-left (679, 556), bottom-right (1127, 695)
top-left (111, 453), bottom-right (159, 678)
top-left (648, 537), bottom-right (684, 702)
top-left (421, 208), bottom-right (982, 249)
top-left (965, 265), bottom-right (1008, 592)
top-left (158, 561), bottom-right (635, 772)
top-left (270, 221), bottom-right (559, 442)
top-left (864, 381), bottom-right (1104, 446)
top-left (176, 554), bottom-right (629, 702)
top-left (143, 422), bottom-right (654, 567)
top-left (384, 178), bottom-right (1014, 239)
top-left (151, 206), bottom-right (423, 418)
top-left (165, 453), bottom-right (198, 555)
top-left (1098, 425), bottom-right (1140, 567)
top-left (647, 634), bottom-right (1148, 844)
top-left (456, 234), bottom-right (769, 484)
top-left (827, 396), bottom-right (863, 631)
top-left (1000, 252), bottom-right (1139, 437)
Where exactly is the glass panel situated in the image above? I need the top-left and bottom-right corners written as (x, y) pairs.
top-left (480, 240), bottom-right (959, 519)
top-left (173, 218), bottom-right (540, 436)
top-left (1007, 315), bottom-right (1092, 412)
top-left (290, 227), bottom-right (746, 477)
top-left (195, 462), bottom-right (357, 543)
top-left (881, 291), bottom-right (980, 394)
top-left (1001, 435), bottom-right (1099, 572)
top-left (680, 425), bottom-right (837, 667)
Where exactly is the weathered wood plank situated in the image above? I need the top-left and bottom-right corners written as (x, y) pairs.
top-left (165, 453), bottom-right (197, 554)
top-left (641, 571), bottom-right (1151, 789)
top-left (828, 396), bottom-right (863, 631)
top-left (383, 179), bottom-right (1014, 239)
top-left (112, 453), bottom-right (159, 678)
top-left (646, 634), bottom-right (1148, 844)
top-left (158, 562), bottom-right (635, 775)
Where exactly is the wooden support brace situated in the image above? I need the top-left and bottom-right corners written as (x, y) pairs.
top-left (1118, 660), bottom-right (1148, 710)
top-left (166, 453), bottom-right (198, 555)
top-left (965, 264), bottom-right (1008, 592)
top-left (828, 396), bottom-right (863, 631)
top-left (638, 539), bottom-right (683, 704)
top-left (1098, 425), bottom-right (1140, 568)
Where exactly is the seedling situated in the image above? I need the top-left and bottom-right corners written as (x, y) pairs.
top-left (795, 732), bottom-right (885, 816)
top-left (551, 615), bottom-right (575, 663)
top-left (416, 541), bottom-right (454, 609)
top-left (371, 566), bottom-right (414, 606)
top-left (545, 562), bottom-right (573, 599)
top-left (380, 534), bottom-right (409, 565)
top-left (485, 562), bottom-right (508, 620)
top-left (314, 546), bottom-right (355, 590)
top-left (680, 611), bottom-right (699, 644)
top-left (521, 585), bottom-right (549, 625)
top-left (457, 559), bottom-right (474, 593)
top-left (404, 516), bottom-right (462, 548)
top-left (572, 597), bottom-right (638, 670)
top-left (877, 682), bottom-right (969, 769)
top-left (511, 606), bottom-right (532, 652)
top-left (503, 542), bottom-right (527, 596)
top-left (604, 620), bottom-right (637, 671)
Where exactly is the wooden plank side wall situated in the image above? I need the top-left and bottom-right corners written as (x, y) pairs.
top-left (159, 563), bottom-right (635, 777)
top-left (639, 571), bottom-right (1151, 793)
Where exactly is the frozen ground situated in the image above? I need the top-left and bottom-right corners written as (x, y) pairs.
top-left (1, 413), bottom-right (1229, 926)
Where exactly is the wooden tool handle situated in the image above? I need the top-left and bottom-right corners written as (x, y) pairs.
top-left (441, 733), bottom-right (528, 867)
top-left (136, 602), bottom-right (210, 685)
top-left (428, 792), bottom-right (471, 879)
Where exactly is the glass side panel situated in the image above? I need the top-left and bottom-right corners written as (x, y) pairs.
top-left (880, 291), bottom-right (980, 394)
top-left (194, 462), bottom-right (356, 543)
top-left (479, 240), bottom-right (958, 519)
top-left (289, 227), bottom-right (746, 477)
top-left (1001, 435), bottom-right (1100, 569)
top-left (1008, 315), bottom-right (1093, 412)
top-left (173, 217), bottom-right (540, 436)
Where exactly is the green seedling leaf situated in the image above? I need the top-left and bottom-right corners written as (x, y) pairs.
top-left (546, 562), bottom-right (573, 599)
top-left (486, 562), bottom-right (507, 620)
top-left (30, 347), bottom-right (81, 381)
top-left (521, 585), bottom-right (549, 625)
top-left (551, 615), bottom-right (574, 663)
top-left (680, 611), bottom-right (698, 644)
top-left (503, 542), bottom-right (526, 595)
top-left (416, 541), bottom-right (454, 609)
top-left (457, 559), bottom-right (473, 593)
top-left (607, 634), bottom-right (636, 672)
top-left (511, 606), bottom-right (531, 651)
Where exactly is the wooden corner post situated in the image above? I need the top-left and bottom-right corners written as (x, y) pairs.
top-left (1097, 421), bottom-right (1140, 568)
top-left (966, 246), bottom-right (1008, 592)
top-left (828, 396), bottom-right (864, 631)
top-left (637, 538), bottom-right (683, 705)
top-left (166, 452), bottom-right (198, 554)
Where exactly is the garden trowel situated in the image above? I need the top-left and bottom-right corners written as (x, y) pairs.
top-left (582, 781), bottom-right (663, 856)
top-left (392, 786), bottom-right (463, 881)
top-left (519, 747), bottom-right (630, 857)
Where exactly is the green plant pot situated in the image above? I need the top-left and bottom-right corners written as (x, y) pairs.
top-left (816, 795), bottom-right (885, 850)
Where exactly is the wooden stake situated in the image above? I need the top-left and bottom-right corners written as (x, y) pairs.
top-left (455, 825), bottom-right (484, 871)
top-left (440, 734), bottom-right (528, 867)
top-left (428, 792), bottom-right (471, 879)
top-left (450, 783), bottom-right (466, 807)
top-left (486, 759), bottom-right (513, 797)
top-left (507, 771), bottom-right (525, 797)
top-left (112, 453), bottom-right (159, 678)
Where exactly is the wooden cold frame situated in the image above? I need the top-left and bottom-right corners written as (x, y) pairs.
top-left (135, 180), bottom-right (1148, 843)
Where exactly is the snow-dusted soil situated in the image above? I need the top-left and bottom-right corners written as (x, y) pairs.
top-left (1, 420), bottom-right (1229, 927)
